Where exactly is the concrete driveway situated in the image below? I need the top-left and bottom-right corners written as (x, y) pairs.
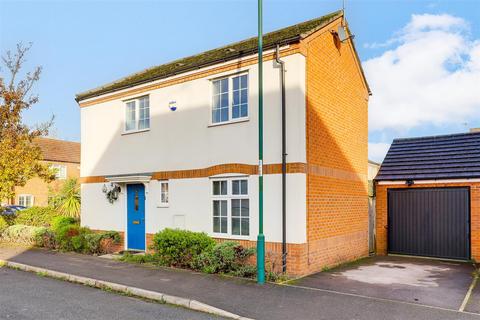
top-left (289, 255), bottom-right (477, 312)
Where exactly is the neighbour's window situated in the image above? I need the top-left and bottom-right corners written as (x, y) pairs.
top-left (212, 74), bottom-right (248, 124)
top-left (50, 164), bottom-right (67, 180)
top-left (160, 181), bottom-right (169, 206)
top-left (125, 96), bottom-right (150, 132)
top-left (18, 195), bottom-right (34, 207)
top-left (211, 178), bottom-right (249, 236)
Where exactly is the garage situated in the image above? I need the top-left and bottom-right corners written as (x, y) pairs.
top-left (375, 131), bottom-right (480, 261)
top-left (388, 188), bottom-right (470, 260)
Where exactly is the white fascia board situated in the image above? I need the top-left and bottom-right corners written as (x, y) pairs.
top-left (377, 178), bottom-right (480, 185)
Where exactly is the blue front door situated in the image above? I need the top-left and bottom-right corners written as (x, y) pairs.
top-left (127, 184), bottom-right (145, 250)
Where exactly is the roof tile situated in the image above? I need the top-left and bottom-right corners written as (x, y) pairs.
top-left (376, 131), bottom-right (480, 181)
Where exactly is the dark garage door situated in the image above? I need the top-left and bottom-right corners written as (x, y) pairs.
top-left (388, 188), bottom-right (470, 260)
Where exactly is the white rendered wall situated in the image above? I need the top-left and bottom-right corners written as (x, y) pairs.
top-left (81, 173), bottom-right (306, 244)
top-left (80, 52), bottom-right (306, 177)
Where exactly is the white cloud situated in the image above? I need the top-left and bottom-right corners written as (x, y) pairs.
top-left (369, 142), bottom-right (391, 163)
top-left (364, 14), bottom-right (480, 132)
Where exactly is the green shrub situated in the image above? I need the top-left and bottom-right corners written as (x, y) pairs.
top-left (55, 224), bottom-right (90, 252)
top-left (0, 216), bottom-right (9, 235)
top-left (84, 231), bottom-right (121, 255)
top-left (14, 206), bottom-right (61, 227)
top-left (193, 241), bottom-right (255, 274)
top-left (151, 228), bottom-right (215, 268)
top-left (231, 265), bottom-right (257, 278)
top-left (51, 216), bottom-right (78, 232)
top-left (1, 225), bottom-right (47, 245)
top-left (34, 228), bottom-right (56, 249)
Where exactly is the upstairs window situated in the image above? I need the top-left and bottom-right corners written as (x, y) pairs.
top-left (50, 164), bottom-right (67, 180)
top-left (125, 96), bottom-right (150, 133)
top-left (212, 74), bottom-right (248, 124)
top-left (19, 194), bottom-right (34, 207)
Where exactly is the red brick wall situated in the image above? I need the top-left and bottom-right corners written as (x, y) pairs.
top-left (376, 182), bottom-right (480, 261)
top-left (303, 19), bottom-right (369, 274)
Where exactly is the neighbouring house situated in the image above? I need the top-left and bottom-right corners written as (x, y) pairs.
top-left (76, 10), bottom-right (370, 276)
top-left (11, 137), bottom-right (81, 207)
top-left (375, 130), bottom-right (480, 261)
top-left (367, 160), bottom-right (380, 252)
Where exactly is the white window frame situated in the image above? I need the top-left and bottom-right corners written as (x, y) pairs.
top-left (211, 177), bottom-right (250, 238)
top-left (50, 164), bottom-right (67, 180)
top-left (18, 194), bottom-right (34, 207)
top-left (210, 73), bottom-right (249, 126)
top-left (159, 181), bottom-right (169, 207)
top-left (124, 95), bottom-right (150, 134)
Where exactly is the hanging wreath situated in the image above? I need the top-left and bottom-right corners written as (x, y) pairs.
top-left (102, 183), bottom-right (121, 204)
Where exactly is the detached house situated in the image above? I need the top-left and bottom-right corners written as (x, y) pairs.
top-left (11, 138), bottom-right (80, 207)
top-left (76, 10), bottom-right (370, 276)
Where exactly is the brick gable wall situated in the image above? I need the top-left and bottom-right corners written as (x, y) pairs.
top-left (303, 19), bottom-right (369, 274)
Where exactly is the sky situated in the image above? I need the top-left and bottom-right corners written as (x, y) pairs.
top-left (1, 0), bottom-right (479, 162)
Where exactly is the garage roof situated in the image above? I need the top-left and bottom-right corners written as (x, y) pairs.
top-left (375, 131), bottom-right (480, 181)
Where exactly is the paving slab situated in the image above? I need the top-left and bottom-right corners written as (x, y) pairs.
top-left (292, 255), bottom-right (476, 310)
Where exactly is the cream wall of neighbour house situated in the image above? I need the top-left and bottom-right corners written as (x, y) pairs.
top-left (80, 52), bottom-right (306, 177)
top-left (81, 174), bottom-right (307, 243)
top-left (80, 50), bottom-right (307, 244)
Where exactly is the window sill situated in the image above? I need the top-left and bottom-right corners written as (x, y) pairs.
top-left (122, 128), bottom-right (150, 136)
top-left (212, 233), bottom-right (251, 240)
top-left (208, 118), bottom-right (249, 128)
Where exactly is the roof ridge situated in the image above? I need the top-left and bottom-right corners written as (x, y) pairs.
top-left (36, 136), bottom-right (80, 144)
top-left (393, 131), bottom-right (480, 143)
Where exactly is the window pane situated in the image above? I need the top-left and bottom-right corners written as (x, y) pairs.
top-left (161, 183), bottom-right (168, 193)
top-left (220, 181), bottom-right (227, 195)
top-left (233, 90), bottom-right (240, 106)
top-left (220, 78), bottom-right (228, 93)
top-left (241, 180), bottom-right (248, 195)
top-left (233, 76), bottom-right (240, 90)
top-left (139, 119), bottom-right (149, 130)
top-left (241, 199), bottom-right (249, 217)
top-left (161, 183), bottom-right (169, 204)
top-left (240, 104), bottom-right (248, 118)
top-left (232, 180), bottom-right (239, 195)
top-left (220, 217), bottom-right (228, 233)
top-left (232, 199), bottom-right (240, 216)
top-left (221, 93), bottom-right (228, 108)
top-left (241, 218), bottom-right (249, 236)
top-left (232, 218), bottom-right (240, 235)
top-left (213, 200), bottom-right (220, 215)
top-left (240, 75), bottom-right (248, 87)
top-left (213, 181), bottom-right (227, 195)
top-left (125, 101), bottom-right (136, 131)
top-left (232, 105), bottom-right (239, 119)
top-left (213, 217), bottom-right (220, 233)
top-left (220, 200), bottom-right (227, 216)
top-left (241, 89), bottom-right (248, 104)
top-left (213, 80), bottom-right (221, 94)
top-left (212, 109), bottom-right (220, 123)
top-left (221, 107), bottom-right (228, 122)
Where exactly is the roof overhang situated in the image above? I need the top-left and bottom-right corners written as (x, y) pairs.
top-left (377, 178), bottom-right (480, 185)
top-left (105, 174), bottom-right (152, 183)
